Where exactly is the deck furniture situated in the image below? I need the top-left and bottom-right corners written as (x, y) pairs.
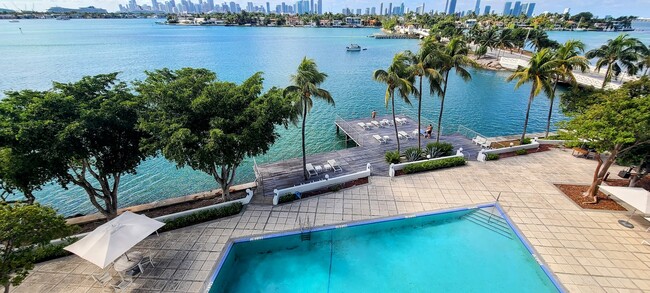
top-left (371, 121), bottom-right (381, 128)
top-left (394, 117), bottom-right (405, 125)
top-left (112, 277), bottom-right (133, 293)
top-left (328, 160), bottom-right (343, 172)
top-left (357, 122), bottom-right (369, 130)
top-left (373, 134), bottom-right (386, 144)
top-left (472, 136), bottom-right (487, 145)
top-left (315, 165), bottom-right (323, 174)
top-left (383, 135), bottom-right (391, 142)
top-left (398, 131), bottom-right (411, 140)
top-left (572, 147), bottom-right (589, 158)
top-left (365, 123), bottom-right (374, 129)
top-left (480, 140), bottom-right (493, 149)
top-left (306, 163), bottom-right (318, 177)
top-left (380, 119), bottom-right (392, 127)
top-left (92, 271), bottom-right (114, 287)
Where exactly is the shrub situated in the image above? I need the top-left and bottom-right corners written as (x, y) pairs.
top-left (402, 156), bottom-right (466, 174)
top-left (486, 153), bottom-right (500, 161)
top-left (160, 202), bottom-right (243, 232)
top-left (515, 149), bottom-right (528, 155)
top-left (425, 142), bottom-right (453, 158)
top-left (33, 238), bottom-right (77, 263)
top-left (403, 147), bottom-right (422, 162)
top-left (328, 184), bottom-right (342, 192)
top-left (279, 193), bottom-right (297, 204)
top-left (385, 150), bottom-right (401, 164)
top-left (522, 137), bottom-right (532, 145)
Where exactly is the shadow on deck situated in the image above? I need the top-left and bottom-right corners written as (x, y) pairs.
top-left (252, 115), bottom-right (482, 204)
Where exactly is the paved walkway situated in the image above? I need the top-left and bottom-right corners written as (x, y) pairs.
top-left (13, 149), bottom-right (650, 292)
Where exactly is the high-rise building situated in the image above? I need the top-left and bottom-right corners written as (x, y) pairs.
top-left (400, 2), bottom-right (404, 15)
top-left (521, 3), bottom-right (528, 16)
top-left (447, 0), bottom-right (456, 14)
top-left (317, 0), bottom-right (322, 14)
top-left (483, 5), bottom-right (490, 15)
top-left (151, 0), bottom-right (158, 11)
top-left (444, 0), bottom-right (449, 14)
top-left (512, 1), bottom-right (521, 16)
top-left (563, 7), bottom-right (570, 14)
top-left (388, 3), bottom-right (392, 15)
top-left (246, 2), bottom-right (253, 11)
top-left (379, 3), bottom-right (383, 15)
top-left (474, 0), bottom-right (480, 15)
top-left (371, 7), bottom-right (376, 15)
top-left (229, 1), bottom-right (236, 13)
top-left (503, 2), bottom-right (512, 16)
top-left (526, 3), bottom-right (535, 17)
top-left (265, 2), bottom-right (270, 14)
top-left (310, 0), bottom-right (313, 13)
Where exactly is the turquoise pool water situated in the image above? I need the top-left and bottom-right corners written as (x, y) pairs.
top-left (208, 206), bottom-right (562, 293)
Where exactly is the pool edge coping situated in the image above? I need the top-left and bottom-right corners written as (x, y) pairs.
top-left (201, 202), bottom-right (566, 293)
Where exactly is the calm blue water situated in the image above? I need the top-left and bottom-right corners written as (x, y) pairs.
top-left (0, 19), bottom-right (642, 216)
top-left (210, 208), bottom-right (559, 292)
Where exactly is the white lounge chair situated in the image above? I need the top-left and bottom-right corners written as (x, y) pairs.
top-left (398, 131), bottom-right (411, 140)
top-left (371, 120), bottom-right (381, 128)
top-left (365, 123), bottom-right (374, 129)
top-left (328, 160), bottom-right (343, 172)
top-left (306, 163), bottom-right (318, 177)
top-left (383, 135), bottom-right (391, 142)
top-left (357, 122), bottom-right (369, 130)
top-left (373, 134), bottom-right (386, 144)
top-left (381, 119), bottom-right (393, 127)
top-left (92, 271), bottom-right (114, 287)
top-left (481, 140), bottom-right (493, 149)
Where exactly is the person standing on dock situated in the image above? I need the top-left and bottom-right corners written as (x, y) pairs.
top-left (371, 110), bottom-right (377, 120)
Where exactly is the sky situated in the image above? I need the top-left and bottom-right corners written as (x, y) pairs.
top-left (4, 0), bottom-right (650, 17)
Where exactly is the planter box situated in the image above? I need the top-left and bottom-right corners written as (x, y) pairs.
top-left (477, 142), bottom-right (540, 162)
top-left (389, 149), bottom-right (465, 177)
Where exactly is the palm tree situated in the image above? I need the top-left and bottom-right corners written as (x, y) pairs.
top-left (284, 57), bottom-right (334, 180)
top-left (495, 29), bottom-right (515, 59)
top-left (433, 37), bottom-right (474, 143)
top-left (507, 48), bottom-right (562, 144)
top-left (373, 53), bottom-right (414, 153)
top-left (544, 40), bottom-right (589, 138)
top-left (405, 38), bottom-right (442, 150)
top-left (639, 48), bottom-right (650, 76)
top-left (586, 34), bottom-right (648, 89)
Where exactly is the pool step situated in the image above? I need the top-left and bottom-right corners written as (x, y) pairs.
top-left (462, 209), bottom-right (513, 239)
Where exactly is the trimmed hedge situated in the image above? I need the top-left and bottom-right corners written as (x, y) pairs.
top-left (515, 149), bottom-right (528, 155)
top-left (279, 193), bottom-right (298, 204)
top-left (160, 202), bottom-right (243, 232)
top-left (486, 153), bottom-right (500, 161)
top-left (403, 156), bottom-right (466, 174)
top-left (33, 238), bottom-right (77, 264)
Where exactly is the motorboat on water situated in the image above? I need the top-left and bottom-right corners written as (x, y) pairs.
top-left (9, 20), bottom-right (19, 23)
top-left (346, 44), bottom-right (362, 51)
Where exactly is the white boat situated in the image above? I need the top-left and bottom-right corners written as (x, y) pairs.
top-left (346, 44), bottom-right (362, 51)
top-left (56, 16), bottom-right (70, 20)
top-left (9, 20), bottom-right (19, 23)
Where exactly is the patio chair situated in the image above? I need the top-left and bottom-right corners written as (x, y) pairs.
top-left (472, 136), bottom-right (486, 145)
top-left (137, 252), bottom-right (155, 273)
top-left (383, 135), bottom-right (391, 142)
top-left (381, 119), bottom-right (393, 126)
top-left (92, 271), bottom-right (114, 288)
top-left (357, 122), bottom-right (369, 130)
top-left (480, 140), bottom-right (493, 149)
top-left (306, 163), bottom-right (318, 178)
top-left (373, 134), bottom-right (386, 144)
top-left (112, 277), bottom-right (133, 293)
top-left (371, 120), bottom-right (381, 128)
top-left (398, 131), bottom-right (411, 140)
top-left (327, 160), bottom-right (343, 172)
top-left (365, 122), bottom-right (374, 129)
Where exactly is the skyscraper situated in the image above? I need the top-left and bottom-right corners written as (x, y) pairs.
top-left (400, 3), bottom-right (404, 15)
top-left (371, 7), bottom-right (376, 15)
top-left (503, 2), bottom-right (512, 16)
top-left (483, 5), bottom-right (490, 15)
top-left (521, 3), bottom-right (528, 16)
top-left (266, 2), bottom-right (270, 14)
top-left (310, 0), bottom-right (313, 13)
top-left (388, 3), bottom-right (392, 15)
top-left (207, 0), bottom-right (214, 11)
top-left (317, 0), bottom-right (322, 14)
top-left (512, 1), bottom-right (521, 16)
top-left (474, 0), bottom-right (480, 15)
top-left (379, 3), bottom-right (383, 15)
top-left (526, 3), bottom-right (535, 17)
top-left (151, 0), bottom-right (158, 11)
top-left (444, 0), bottom-right (449, 14)
top-left (447, 0), bottom-right (456, 14)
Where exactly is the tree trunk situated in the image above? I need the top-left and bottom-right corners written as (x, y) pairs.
top-left (4, 283), bottom-right (9, 293)
top-left (67, 162), bottom-right (120, 219)
top-left (545, 78), bottom-right (559, 138)
top-left (302, 102), bottom-right (308, 180)
top-left (584, 146), bottom-right (621, 203)
top-left (520, 86), bottom-right (535, 144)
top-left (601, 62), bottom-right (613, 89)
top-left (629, 158), bottom-right (645, 187)
top-left (418, 76), bottom-right (423, 150)
top-left (392, 91), bottom-right (401, 153)
top-left (23, 190), bottom-right (35, 205)
top-left (436, 71), bottom-right (450, 143)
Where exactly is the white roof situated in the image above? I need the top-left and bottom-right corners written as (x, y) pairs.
top-left (599, 186), bottom-right (650, 213)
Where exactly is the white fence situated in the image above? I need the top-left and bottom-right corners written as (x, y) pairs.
top-left (272, 164), bottom-right (372, 205)
top-left (388, 150), bottom-right (465, 177)
top-left (477, 141), bottom-right (540, 162)
top-left (534, 138), bottom-right (566, 145)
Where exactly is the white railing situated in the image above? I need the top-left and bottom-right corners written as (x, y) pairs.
top-left (456, 125), bottom-right (486, 141)
top-left (272, 163), bottom-right (372, 205)
top-left (534, 138), bottom-right (566, 145)
top-left (398, 106), bottom-right (444, 134)
top-left (477, 141), bottom-right (540, 162)
top-left (388, 149), bottom-right (464, 177)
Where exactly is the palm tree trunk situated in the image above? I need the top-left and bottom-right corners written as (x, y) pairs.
top-left (436, 71), bottom-right (450, 143)
top-left (418, 76), bottom-right (423, 150)
top-left (602, 62), bottom-right (613, 89)
top-left (521, 86), bottom-right (535, 144)
top-left (391, 91), bottom-right (400, 153)
top-left (302, 103), bottom-right (308, 180)
top-left (545, 78), bottom-right (559, 138)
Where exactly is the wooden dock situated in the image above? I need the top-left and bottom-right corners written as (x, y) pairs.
top-left (253, 115), bottom-right (482, 203)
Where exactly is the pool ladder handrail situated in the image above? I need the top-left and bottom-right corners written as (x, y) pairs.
top-left (298, 216), bottom-right (314, 241)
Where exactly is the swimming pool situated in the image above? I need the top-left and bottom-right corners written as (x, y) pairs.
top-left (205, 204), bottom-right (564, 292)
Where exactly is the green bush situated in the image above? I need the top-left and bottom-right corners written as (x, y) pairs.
top-left (402, 156), bottom-right (466, 174)
top-left (515, 149), bottom-right (528, 155)
top-left (160, 202), bottom-right (243, 232)
top-left (279, 193), bottom-right (297, 204)
top-left (385, 150), bottom-right (401, 164)
top-left (522, 137), bottom-right (532, 145)
top-left (425, 142), bottom-right (454, 158)
top-left (403, 147), bottom-right (422, 162)
top-left (486, 153), bottom-right (500, 161)
top-left (33, 238), bottom-right (77, 263)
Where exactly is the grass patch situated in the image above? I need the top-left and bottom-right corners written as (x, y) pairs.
top-left (403, 156), bottom-right (466, 174)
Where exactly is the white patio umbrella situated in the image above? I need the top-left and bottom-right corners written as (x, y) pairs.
top-left (65, 211), bottom-right (165, 268)
top-left (599, 185), bottom-right (650, 228)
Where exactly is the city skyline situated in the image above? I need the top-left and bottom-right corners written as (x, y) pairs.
top-left (5, 0), bottom-right (650, 16)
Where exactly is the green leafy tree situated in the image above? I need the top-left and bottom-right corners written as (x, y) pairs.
top-left (283, 58), bottom-right (334, 180)
top-left (405, 38), bottom-right (442, 150)
top-left (586, 34), bottom-right (648, 89)
top-left (544, 40), bottom-right (589, 137)
top-left (563, 90), bottom-right (650, 202)
top-left (373, 53), bottom-right (415, 153)
top-left (137, 68), bottom-right (296, 196)
top-left (1, 74), bottom-right (148, 218)
top-left (507, 48), bottom-right (562, 144)
top-left (0, 204), bottom-right (72, 293)
top-left (433, 37), bottom-right (474, 142)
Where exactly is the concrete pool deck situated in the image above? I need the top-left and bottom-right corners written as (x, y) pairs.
top-left (12, 149), bottom-right (650, 292)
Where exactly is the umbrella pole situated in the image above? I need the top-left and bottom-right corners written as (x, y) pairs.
top-left (125, 252), bottom-right (131, 261)
top-left (618, 209), bottom-right (636, 229)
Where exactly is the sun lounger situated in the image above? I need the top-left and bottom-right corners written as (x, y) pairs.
top-left (328, 159), bottom-right (343, 172)
top-left (357, 122), bottom-right (369, 130)
top-left (373, 134), bottom-right (386, 144)
top-left (306, 163), bottom-right (318, 177)
top-left (371, 120), bottom-right (381, 128)
top-left (395, 117), bottom-right (408, 125)
top-left (383, 135), bottom-right (391, 142)
top-left (398, 131), bottom-right (411, 140)
top-left (472, 136), bottom-right (487, 145)
top-left (380, 119), bottom-right (393, 127)
top-left (365, 123), bottom-right (374, 129)
top-left (480, 140), bottom-right (493, 149)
